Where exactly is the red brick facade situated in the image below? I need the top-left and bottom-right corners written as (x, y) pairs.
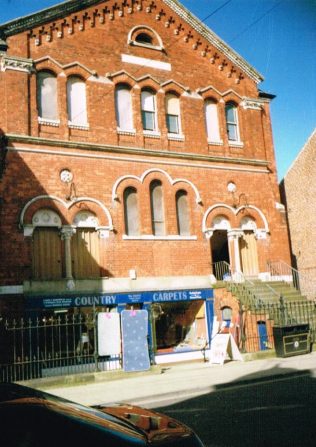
top-left (0, 0), bottom-right (291, 315)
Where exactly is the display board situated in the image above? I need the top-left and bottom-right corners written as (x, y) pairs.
top-left (121, 310), bottom-right (150, 372)
top-left (210, 333), bottom-right (243, 365)
top-left (97, 312), bottom-right (121, 356)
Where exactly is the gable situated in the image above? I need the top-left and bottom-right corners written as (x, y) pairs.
top-left (0, 0), bottom-right (263, 84)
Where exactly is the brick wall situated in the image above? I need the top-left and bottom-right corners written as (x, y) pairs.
top-left (0, 0), bottom-right (291, 290)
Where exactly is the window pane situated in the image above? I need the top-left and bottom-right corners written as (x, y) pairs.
top-left (227, 123), bottom-right (238, 141)
top-left (115, 86), bottom-right (133, 130)
top-left (37, 72), bottom-right (58, 120)
top-left (176, 190), bottom-right (190, 235)
top-left (166, 94), bottom-right (179, 115)
top-left (141, 91), bottom-right (155, 112)
top-left (205, 101), bottom-right (220, 142)
top-left (124, 187), bottom-right (140, 236)
top-left (67, 77), bottom-right (87, 125)
top-left (142, 111), bottom-right (155, 131)
top-left (226, 104), bottom-right (236, 123)
top-left (150, 180), bottom-right (165, 236)
top-left (166, 114), bottom-right (179, 133)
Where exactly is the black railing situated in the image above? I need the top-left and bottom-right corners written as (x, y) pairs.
top-left (0, 312), bottom-right (122, 383)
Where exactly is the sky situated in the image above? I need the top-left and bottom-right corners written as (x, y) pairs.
top-left (1, 0), bottom-right (315, 180)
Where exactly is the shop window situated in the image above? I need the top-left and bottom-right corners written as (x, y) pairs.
top-left (205, 99), bottom-right (221, 143)
top-left (176, 190), bottom-right (190, 236)
top-left (37, 70), bottom-right (58, 121)
top-left (72, 212), bottom-right (100, 279)
top-left (115, 84), bottom-right (134, 131)
top-left (150, 180), bottom-right (165, 236)
top-left (165, 93), bottom-right (180, 134)
top-left (67, 76), bottom-right (88, 126)
top-left (225, 102), bottom-right (240, 142)
top-left (141, 89), bottom-right (157, 132)
top-left (153, 301), bottom-right (206, 352)
top-left (124, 187), bottom-right (140, 236)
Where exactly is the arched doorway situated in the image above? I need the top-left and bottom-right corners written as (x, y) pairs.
top-left (210, 216), bottom-right (230, 278)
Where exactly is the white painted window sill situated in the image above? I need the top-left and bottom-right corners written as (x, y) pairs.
top-left (38, 117), bottom-right (60, 127)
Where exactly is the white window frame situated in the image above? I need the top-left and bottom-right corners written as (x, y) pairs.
top-left (67, 76), bottom-right (88, 127)
top-left (205, 99), bottom-right (222, 144)
top-left (115, 84), bottom-right (135, 132)
top-left (225, 102), bottom-right (241, 143)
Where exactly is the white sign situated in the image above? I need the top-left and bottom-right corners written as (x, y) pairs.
top-left (97, 312), bottom-right (121, 356)
top-left (210, 333), bottom-right (243, 365)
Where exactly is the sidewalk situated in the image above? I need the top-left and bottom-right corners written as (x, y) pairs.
top-left (24, 351), bottom-right (316, 408)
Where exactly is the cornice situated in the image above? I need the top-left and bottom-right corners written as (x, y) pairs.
top-left (0, 0), bottom-right (263, 84)
top-left (6, 133), bottom-right (269, 168)
top-left (0, 0), bottom-right (104, 37)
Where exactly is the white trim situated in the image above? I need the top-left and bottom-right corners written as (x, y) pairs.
top-left (117, 128), bottom-right (136, 136)
top-left (8, 146), bottom-right (270, 178)
top-left (168, 133), bottom-right (185, 141)
top-left (112, 168), bottom-right (202, 204)
top-left (123, 235), bottom-right (197, 240)
top-left (202, 203), bottom-right (270, 234)
top-left (19, 195), bottom-right (113, 230)
top-left (34, 56), bottom-right (97, 76)
top-left (0, 285), bottom-right (23, 295)
top-left (229, 141), bottom-right (244, 148)
top-left (68, 122), bottom-right (89, 130)
top-left (38, 117), bottom-right (60, 127)
top-left (143, 131), bottom-right (161, 138)
top-left (208, 140), bottom-right (223, 146)
top-left (155, 349), bottom-right (207, 364)
top-left (121, 54), bottom-right (171, 71)
top-left (127, 25), bottom-right (164, 50)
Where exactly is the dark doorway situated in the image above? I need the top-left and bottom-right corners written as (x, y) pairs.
top-left (211, 230), bottom-right (230, 264)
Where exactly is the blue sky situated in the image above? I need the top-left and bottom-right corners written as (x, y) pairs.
top-left (1, 0), bottom-right (315, 180)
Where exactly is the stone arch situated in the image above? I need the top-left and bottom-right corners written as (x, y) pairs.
top-left (112, 168), bottom-right (202, 204)
top-left (20, 195), bottom-right (113, 236)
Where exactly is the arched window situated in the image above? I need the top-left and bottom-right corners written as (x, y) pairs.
top-left (67, 76), bottom-right (88, 125)
top-left (150, 180), bottom-right (165, 236)
top-left (225, 102), bottom-right (240, 142)
top-left (176, 190), bottom-right (190, 236)
top-left (135, 33), bottom-right (153, 45)
top-left (37, 71), bottom-right (58, 120)
top-left (205, 99), bottom-right (220, 142)
top-left (124, 187), bottom-right (139, 236)
top-left (141, 89), bottom-right (157, 131)
top-left (165, 93), bottom-right (180, 134)
top-left (115, 84), bottom-right (134, 131)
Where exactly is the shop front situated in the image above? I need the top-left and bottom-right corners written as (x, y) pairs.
top-left (25, 287), bottom-right (214, 365)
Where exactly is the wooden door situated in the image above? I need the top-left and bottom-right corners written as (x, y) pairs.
top-left (33, 228), bottom-right (62, 280)
top-left (72, 229), bottom-right (100, 279)
top-left (239, 230), bottom-right (259, 277)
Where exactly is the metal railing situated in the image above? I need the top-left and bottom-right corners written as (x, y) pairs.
top-left (268, 260), bottom-right (316, 299)
top-left (0, 312), bottom-right (122, 383)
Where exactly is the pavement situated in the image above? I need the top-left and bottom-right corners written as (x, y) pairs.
top-left (22, 350), bottom-right (316, 408)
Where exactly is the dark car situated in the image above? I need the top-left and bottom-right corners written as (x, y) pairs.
top-left (0, 383), bottom-right (204, 446)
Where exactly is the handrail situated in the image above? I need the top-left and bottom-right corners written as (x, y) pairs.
top-left (212, 261), bottom-right (282, 305)
top-left (268, 260), bottom-right (316, 300)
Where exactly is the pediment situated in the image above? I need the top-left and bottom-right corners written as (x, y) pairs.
top-left (0, 0), bottom-right (263, 84)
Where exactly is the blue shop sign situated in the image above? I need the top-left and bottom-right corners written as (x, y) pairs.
top-left (26, 288), bottom-right (213, 309)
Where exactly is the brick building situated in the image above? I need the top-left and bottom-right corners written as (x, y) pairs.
top-left (280, 129), bottom-right (316, 300)
top-left (0, 0), bottom-right (291, 365)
